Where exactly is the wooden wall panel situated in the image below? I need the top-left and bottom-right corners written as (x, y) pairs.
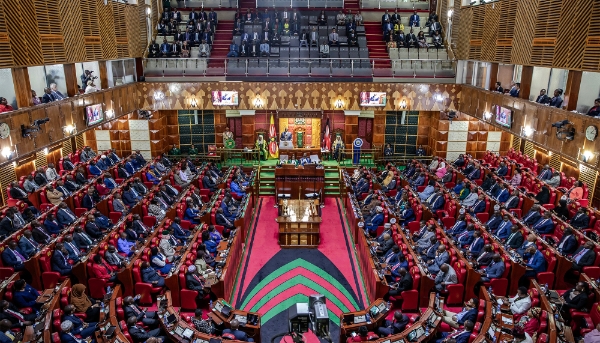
top-left (553, 0), bottom-right (592, 69)
top-left (98, 0), bottom-right (118, 60)
top-left (3, 0), bottom-right (43, 67)
top-left (59, 0), bottom-right (86, 63)
top-left (453, 6), bottom-right (471, 61)
top-left (479, 3), bottom-right (501, 62)
top-left (581, 0), bottom-right (600, 71)
top-left (468, 6), bottom-right (484, 60)
top-left (494, 0), bottom-right (517, 63)
top-left (0, 0), bottom-right (12, 67)
top-left (510, 0), bottom-right (538, 65)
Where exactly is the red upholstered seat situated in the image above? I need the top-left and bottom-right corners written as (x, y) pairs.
top-left (445, 262), bottom-right (466, 306)
top-left (536, 250), bottom-right (557, 287)
top-left (132, 260), bottom-right (162, 304)
top-left (538, 310), bottom-right (548, 334)
top-left (179, 265), bottom-right (200, 311)
top-left (40, 249), bottom-right (66, 289)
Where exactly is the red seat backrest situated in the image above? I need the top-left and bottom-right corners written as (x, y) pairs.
top-left (538, 310), bottom-right (548, 334)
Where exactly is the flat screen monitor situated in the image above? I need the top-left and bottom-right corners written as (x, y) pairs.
top-left (212, 91), bottom-right (239, 106)
top-left (495, 105), bottom-right (513, 128)
top-left (360, 92), bottom-right (387, 107)
top-left (85, 104), bottom-right (104, 126)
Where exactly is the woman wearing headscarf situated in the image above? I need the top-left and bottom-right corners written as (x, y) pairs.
top-left (534, 186), bottom-right (550, 205)
top-left (255, 134), bottom-right (268, 160)
top-left (70, 284), bottom-right (100, 322)
top-left (435, 162), bottom-right (447, 179)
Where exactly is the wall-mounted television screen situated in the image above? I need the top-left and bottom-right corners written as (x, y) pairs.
top-left (495, 105), bottom-right (512, 128)
top-left (86, 104), bottom-right (104, 126)
top-left (360, 92), bottom-right (387, 107)
top-left (212, 91), bottom-right (239, 106)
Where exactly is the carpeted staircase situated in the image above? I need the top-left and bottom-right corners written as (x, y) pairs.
top-left (363, 21), bottom-right (392, 73)
top-left (258, 165), bottom-right (341, 197)
top-left (209, 20), bottom-right (234, 67)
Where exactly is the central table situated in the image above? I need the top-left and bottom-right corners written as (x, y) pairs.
top-left (276, 199), bottom-right (321, 248)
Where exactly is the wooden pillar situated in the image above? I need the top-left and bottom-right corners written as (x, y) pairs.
top-left (135, 57), bottom-right (144, 81)
top-left (519, 66), bottom-right (534, 100)
top-left (11, 67), bottom-right (32, 109)
top-left (489, 63), bottom-right (499, 91)
top-left (63, 64), bottom-right (80, 97)
top-left (98, 61), bottom-right (109, 90)
top-left (564, 70), bottom-right (583, 111)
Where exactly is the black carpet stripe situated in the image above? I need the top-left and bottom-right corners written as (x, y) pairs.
top-left (234, 197), bottom-right (263, 307)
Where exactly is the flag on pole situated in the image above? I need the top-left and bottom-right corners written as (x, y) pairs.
top-left (322, 118), bottom-right (331, 151)
top-left (268, 113), bottom-right (279, 159)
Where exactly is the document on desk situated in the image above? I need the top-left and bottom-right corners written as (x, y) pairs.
top-left (501, 316), bottom-right (513, 325)
top-left (496, 299), bottom-right (504, 305)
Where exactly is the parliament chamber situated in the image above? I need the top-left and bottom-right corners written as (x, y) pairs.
top-left (1, 0), bottom-right (600, 343)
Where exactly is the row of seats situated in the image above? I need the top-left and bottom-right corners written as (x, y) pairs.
top-left (389, 47), bottom-right (449, 60)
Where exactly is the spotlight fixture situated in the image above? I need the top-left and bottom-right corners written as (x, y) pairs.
top-left (582, 151), bottom-right (594, 163)
top-left (521, 126), bottom-right (534, 137)
top-left (1, 147), bottom-right (13, 159)
top-left (190, 98), bottom-right (198, 108)
top-left (153, 91), bottom-right (165, 101)
top-left (105, 109), bottom-right (115, 119)
top-left (254, 98), bottom-right (263, 108)
top-left (334, 99), bottom-right (344, 109)
top-left (399, 100), bottom-right (407, 109)
top-left (483, 111), bottom-right (493, 121)
top-left (63, 125), bottom-right (76, 135)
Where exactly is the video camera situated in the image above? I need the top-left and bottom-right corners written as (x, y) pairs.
top-left (21, 117), bottom-right (50, 138)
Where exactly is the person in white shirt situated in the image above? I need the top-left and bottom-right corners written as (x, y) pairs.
top-left (46, 163), bottom-right (60, 181)
top-left (320, 43), bottom-right (330, 57)
top-left (501, 286), bottom-right (532, 315)
top-left (84, 80), bottom-right (97, 94)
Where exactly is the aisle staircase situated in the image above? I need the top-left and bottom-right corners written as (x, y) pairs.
top-left (209, 20), bottom-right (234, 66)
top-left (257, 165), bottom-right (342, 196)
top-left (363, 21), bottom-right (392, 72)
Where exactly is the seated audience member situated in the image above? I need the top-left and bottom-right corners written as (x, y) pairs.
top-left (568, 181), bottom-right (585, 202)
top-left (522, 245), bottom-right (547, 283)
top-left (427, 245), bottom-right (449, 274)
top-left (515, 307), bottom-right (541, 336)
top-left (479, 254), bottom-right (505, 282)
top-left (586, 98), bottom-right (600, 117)
top-left (531, 211), bottom-right (554, 234)
top-left (515, 234), bottom-right (537, 257)
top-left (63, 235), bottom-right (82, 262)
top-left (494, 215), bottom-right (513, 240)
top-left (382, 268), bottom-right (413, 302)
top-left (202, 231), bottom-right (218, 255)
top-left (52, 243), bottom-right (72, 276)
top-left (62, 305), bottom-right (98, 339)
top-left (469, 194), bottom-right (486, 215)
top-left (192, 309), bottom-right (215, 334)
top-left (150, 247), bottom-right (172, 274)
top-left (552, 199), bottom-right (569, 220)
top-left (546, 171), bottom-right (561, 188)
top-left (123, 295), bottom-right (158, 326)
top-left (464, 230), bottom-right (484, 257)
top-left (377, 310), bottom-right (409, 337)
top-left (111, 193), bottom-right (128, 214)
top-left (434, 263), bottom-right (457, 293)
top-left (118, 232), bottom-right (136, 257)
top-left (185, 265), bottom-right (217, 304)
top-left (84, 214), bottom-right (104, 239)
top-left (148, 198), bottom-right (166, 221)
top-left (501, 286), bottom-right (532, 315)
top-left (534, 186), bottom-right (551, 205)
top-left (559, 282), bottom-right (589, 312)
top-left (1, 241), bottom-right (26, 271)
top-left (569, 241), bottom-right (596, 272)
top-left (508, 169), bottom-right (522, 188)
top-left (30, 221), bottom-right (52, 244)
top-left (57, 202), bottom-right (77, 227)
top-left (70, 284), bottom-right (100, 322)
top-left (556, 227), bottom-right (578, 255)
top-left (127, 316), bottom-right (164, 343)
top-left (223, 319), bottom-right (254, 341)
top-left (23, 175), bottom-right (39, 193)
top-left (474, 244), bottom-right (494, 267)
top-left (159, 230), bottom-right (177, 262)
top-left (18, 230), bottom-right (39, 258)
top-left (440, 297), bottom-right (479, 329)
top-left (522, 205), bottom-right (542, 226)
top-left (0, 299), bottom-right (36, 328)
top-left (46, 185), bottom-right (65, 205)
top-left (436, 320), bottom-right (474, 343)
top-left (140, 261), bottom-right (165, 287)
top-left (105, 245), bottom-right (126, 268)
top-left (505, 226), bottom-right (524, 250)
top-left (347, 325), bottom-right (377, 343)
top-left (570, 207), bottom-right (590, 230)
top-left (91, 254), bottom-right (117, 282)
top-left (504, 190), bottom-right (521, 210)
top-left (184, 199), bottom-right (202, 224)
top-left (416, 226), bottom-right (437, 253)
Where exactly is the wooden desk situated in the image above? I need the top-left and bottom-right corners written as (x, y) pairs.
top-left (210, 298), bottom-right (262, 342)
top-left (356, 230), bottom-right (389, 302)
top-left (41, 279), bottom-right (71, 343)
top-left (275, 165), bottom-right (325, 200)
top-left (339, 299), bottom-right (388, 341)
top-left (277, 199), bottom-right (321, 248)
top-left (212, 231), bottom-right (243, 301)
top-left (164, 230), bottom-right (201, 307)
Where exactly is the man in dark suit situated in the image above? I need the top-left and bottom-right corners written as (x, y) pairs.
top-left (377, 310), bottom-right (409, 337)
top-left (570, 241), bottom-right (596, 271)
top-left (81, 188), bottom-right (96, 210)
top-left (505, 226), bottom-right (524, 250)
top-left (147, 39), bottom-right (160, 57)
top-left (126, 316), bottom-right (164, 343)
top-left (85, 214), bottom-right (104, 239)
top-left (0, 300), bottom-right (36, 328)
top-left (0, 212), bottom-right (15, 238)
top-left (522, 205), bottom-right (542, 226)
top-left (383, 268), bottom-right (412, 302)
top-left (504, 190), bottom-right (520, 210)
top-left (556, 228), bottom-right (578, 255)
top-left (376, 233), bottom-right (394, 256)
top-left (223, 319), bottom-right (253, 342)
top-left (18, 230), bottom-right (38, 258)
top-left (51, 243), bottom-right (72, 276)
top-left (570, 208), bottom-right (590, 230)
top-left (494, 82), bottom-right (504, 93)
top-left (118, 165), bottom-right (131, 179)
top-left (1, 241), bottom-right (25, 271)
top-left (73, 227), bottom-right (95, 251)
top-left (9, 182), bottom-right (33, 207)
top-left (123, 296), bottom-right (159, 326)
top-left (122, 186), bottom-right (138, 207)
top-left (409, 11), bottom-right (420, 27)
top-left (63, 176), bottom-right (79, 192)
top-left (202, 174), bottom-right (217, 192)
top-left (75, 168), bottom-right (88, 186)
top-left (185, 265), bottom-right (217, 303)
top-left (141, 262), bottom-right (165, 287)
top-left (535, 89), bottom-right (550, 104)
top-left (436, 320), bottom-right (474, 343)
top-left (57, 203), bottom-right (77, 227)
top-left (34, 168), bottom-right (48, 186)
top-left (479, 254), bottom-right (505, 282)
top-left (41, 87), bottom-right (55, 103)
top-left (63, 235), bottom-right (81, 263)
top-left (62, 305), bottom-right (98, 338)
top-left (216, 208), bottom-right (235, 233)
top-left (531, 212), bottom-right (554, 234)
top-left (381, 245), bottom-right (401, 265)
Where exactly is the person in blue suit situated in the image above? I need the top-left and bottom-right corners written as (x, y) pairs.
top-left (62, 305), bottom-right (98, 339)
top-left (12, 280), bottom-right (40, 310)
top-left (124, 159), bottom-right (136, 175)
top-left (381, 245), bottom-right (400, 265)
top-left (150, 247), bottom-right (172, 274)
top-left (201, 231), bottom-right (218, 255)
top-left (184, 202), bottom-right (201, 225)
top-left (439, 299), bottom-right (478, 329)
top-left (1, 241), bottom-right (25, 271)
top-left (494, 215), bottom-right (513, 240)
top-left (365, 207), bottom-right (384, 235)
top-left (399, 206), bottom-right (415, 223)
top-left (94, 211), bottom-right (113, 230)
top-left (522, 246), bottom-right (547, 279)
top-left (223, 319), bottom-right (254, 342)
top-left (88, 162), bottom-right (102, 176)
top-left (408, 11), bottom-right (420, 27)
top-left (456, 225), bottom-right (475, 246)
top-left (409, 173), bottom-right (425, 189)
top-left (220, 197), bottom-right (237, 220)
top-left (140, 261), bottom-right (165, 287)
top-left (18, 230), bottom-right (38, 258)
top-left (448, 215), bottom-right (467, 237)
top-left (556, 228), bottom-right (578, 255)
top-left (469, 194), bottom-right (486, 215)
top-left (355, 177), bottom-right (370, 195)
top-left (494, 184), bottom-right (510, 203)
top-left (57, 203), bottom-right (77, 227)
top-left (51, 243), bottom-right (72, 275)
top-left (146, 167), bottom-right (161, 185)
top-left (496, 162), bottom-right (508, 177)
top-left (436, 320), bottom-right (475, 343)
top-left (569, 208), bottom-right (590, 230)
top-left (531, 212), bottom-right (554, 234)
top-left (522, 205), bottom-right (542, 226)
top-left (44, 213), bottom-right (62, 235)
top-left (170, 217), bottom-right (191, 242)
top-left (427, 245), bottom-right (449, 274)
top-left (422, 237), bottom-right (440, 262)
top-left (96, 157), bottom-right (108, 171)
top-left (484, 208), bottom-right (502, 231)
top-left (104, 173), bottom-right (119, 189)
top-left (429, 191), bottom-right (445, 211)
top-left (121, 186), bottom-right (138, 207)
top-left (466, 165), bottom-right (481, 181)
top-left (81, 188), bottom-right (96, 210)
top-left (230, 180), bottom-right (246, 197)
top-left (479, 254), bottom-right (505, 282)
top-left (465, 231), bottom-right (484, 257)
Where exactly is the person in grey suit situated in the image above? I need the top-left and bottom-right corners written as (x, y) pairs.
top-left (434, 264), bottom-right (457, 292)
top-left (376, 233), bottom-right (394, 256)
top-left (112, 193), bottom-right (128, 214)
top-left (104, 245), bottom-right (126, 268)
top-left (479, 254), bottom-right (505, 282)
top-left (18, 230), bottom-right (38, 258)
top-left (426, 245), bottom-right (449, 274)
top-left (415, 225), bottom-right (436, 253)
